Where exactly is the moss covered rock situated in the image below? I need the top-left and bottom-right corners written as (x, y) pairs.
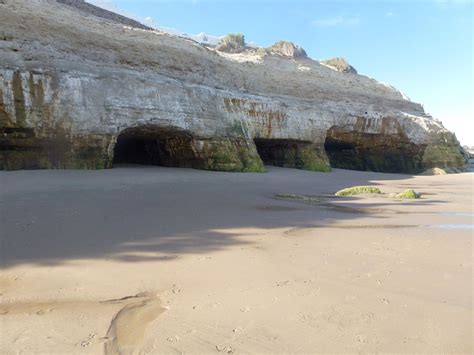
top-left (0, 127), bottom-right (114, 170)
top-left (422, 141), bottom-right (465, 170)
top-left (420, 167), bottom-right (448, 175)
top-left (393, 189), bottom-right (420, 199)
top-left (335, 186), bottom-right (382, 196)
top-left (194, 138), bottom-right (265, 173)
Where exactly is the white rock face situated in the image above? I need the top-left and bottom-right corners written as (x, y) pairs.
top-left (0, 0), bottom-right (466, 172)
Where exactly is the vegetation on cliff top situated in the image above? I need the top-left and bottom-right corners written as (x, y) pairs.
top-left (216, 36), bottom-right (308, 60)
top-left (216, 33), bottom-right (246, 53)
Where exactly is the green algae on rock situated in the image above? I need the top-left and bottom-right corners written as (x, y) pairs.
top-left (421, 140), bottom-right (466, 170)
top-left (420, 167), bottom-right (448, 175)
top-left (195, 138), bottom-right (265, 173)
top-left (335, 186), bottom-right (382, 197)
top-left (392, 189), bottom-right (420, 199)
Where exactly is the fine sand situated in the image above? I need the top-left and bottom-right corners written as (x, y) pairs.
top-left (0, 166), bottom-right (472, 354)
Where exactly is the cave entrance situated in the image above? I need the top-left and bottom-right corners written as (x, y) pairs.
top-left (324, 135), bottom-right (361, 170)
top-left (324, 127), bottom-right (424, 173)
top-left (254, 138), bottom-right (311, 169)
top-left (112, 126), bottom-right (197, 168)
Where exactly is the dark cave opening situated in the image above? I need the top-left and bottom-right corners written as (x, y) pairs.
top-left (254, 138), bottom-right (311, 168)
top-left (324, 136), bottom-right (359, 169)
top-left (324, 128), bottom-right (424, 173)
top-left (113, 126), bottom-right (197, 168)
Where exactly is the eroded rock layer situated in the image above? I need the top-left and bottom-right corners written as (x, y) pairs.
top-left (0, 0), bottom-right (466, 173)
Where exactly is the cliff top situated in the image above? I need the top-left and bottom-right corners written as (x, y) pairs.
top-left (1, 0), bottom-right (423, 115)
top-left (57, 0), bottom-right (152, 30)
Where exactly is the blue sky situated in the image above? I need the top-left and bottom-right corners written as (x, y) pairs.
top-left (90, 0), bottom-right (473, 145)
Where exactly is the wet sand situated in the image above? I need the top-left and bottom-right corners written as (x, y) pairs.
top-left (0, 166), bottom-right (472, 353)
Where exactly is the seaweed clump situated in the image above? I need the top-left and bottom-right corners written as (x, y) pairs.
top-left (335, 186), bottom-right (382, 196)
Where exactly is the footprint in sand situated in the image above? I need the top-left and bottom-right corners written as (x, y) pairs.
top-left (216, 344), bottom-right (234, 353)
top-left (104, 292), bottom-right (166, 355)
top-left (166, 335), bottom-right (180, 343)
top-left (36, 308), bottom-right (54, 316)
top-left (80, 333), bottom-right (97, 348)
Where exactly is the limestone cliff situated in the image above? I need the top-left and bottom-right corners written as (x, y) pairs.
top-left (0, 0), bottom-right (466, 173)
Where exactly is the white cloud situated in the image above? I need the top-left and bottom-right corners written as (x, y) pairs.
top-left (385, 11), bottom-right (394, 17)
top-left (311, 16), bottom-right (360, 27)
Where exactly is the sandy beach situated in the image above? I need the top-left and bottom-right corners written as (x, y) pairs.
top-left (0, 166), bottom-right (472, 353)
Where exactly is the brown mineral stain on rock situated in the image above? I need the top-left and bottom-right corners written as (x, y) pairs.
top-left (223, 97), bottom-right (287, 136)
top-left (28, 73), bottom-right (48, 123)
top-left (0, 82), bottom-right (11, 125)
top-left (12, 71), bottom-right (26, 127)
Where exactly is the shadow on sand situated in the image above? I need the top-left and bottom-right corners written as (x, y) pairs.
top-left (0, 166), bottom-right (447, 268)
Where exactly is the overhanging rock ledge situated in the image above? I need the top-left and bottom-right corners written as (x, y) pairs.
top-left (0, 0), bottom-right (466, 173)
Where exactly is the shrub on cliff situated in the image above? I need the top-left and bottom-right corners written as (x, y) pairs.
top-left (321, 57), bottom-right (358, 74)
top-left (216, 33), bottom-right (246, 53)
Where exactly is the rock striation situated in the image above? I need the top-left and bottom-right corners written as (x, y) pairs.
top-left (0, 0), bottom-right (466, 173)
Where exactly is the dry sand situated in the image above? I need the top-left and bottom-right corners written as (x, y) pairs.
top-left (0, 166), bottom-right (472, 354)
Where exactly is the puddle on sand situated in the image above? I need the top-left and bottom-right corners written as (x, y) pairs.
top-left (429, 224), bottom-right (474, 230)
top-left (286, 223), bottom-right (473, 235)
top-left (256, 204), bottom-right (304, 212)
top-left (274, 194), bottom-right (396, 214)
top-left (438, 212), bottom-right (474, 217)
top-left (285, 224), bottom-right (420, 235)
